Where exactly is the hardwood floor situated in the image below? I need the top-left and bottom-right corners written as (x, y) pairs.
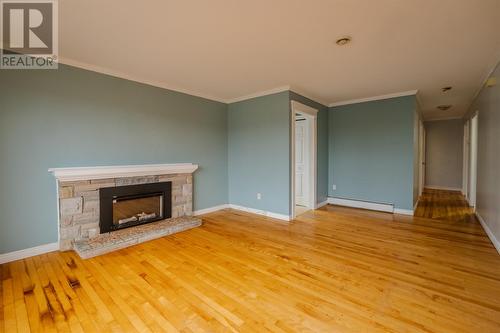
top-left (414, 188), bottom-right (476, 222)
top-left (2, 201), bottom-right (500, 332)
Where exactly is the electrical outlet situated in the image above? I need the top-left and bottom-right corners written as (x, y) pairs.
top-left (257, 193), bottom-right (262, 200)
top-left (332, 184), bottom-right (337, 190)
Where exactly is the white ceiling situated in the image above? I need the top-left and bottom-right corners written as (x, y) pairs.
top-left (59, 0), bottom-right (500, 120)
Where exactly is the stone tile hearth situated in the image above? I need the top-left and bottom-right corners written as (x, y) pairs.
top-left (73, 216), bottom-right (202, 259)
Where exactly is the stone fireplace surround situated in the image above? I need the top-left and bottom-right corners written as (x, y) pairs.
top-left (49, 164), bottom-right (200, 254)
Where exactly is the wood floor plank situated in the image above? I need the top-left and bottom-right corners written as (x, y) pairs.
top-left (1, 189), bottom-right (500, 332)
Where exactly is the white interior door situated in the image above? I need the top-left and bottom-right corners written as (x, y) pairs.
top-left (295, 119), bottom-right (309, 207)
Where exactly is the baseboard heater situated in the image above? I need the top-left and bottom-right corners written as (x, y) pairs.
top-left (327, 197), bottom-right (394, 213)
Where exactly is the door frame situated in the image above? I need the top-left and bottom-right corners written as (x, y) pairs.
top-left (418, 121), bottom-right (426, 196)
top-left (462, 120), bottom-right (470, 198)
top-left (290, 101), bottom-right (317, 219)
top-left (469, 112), bottom-right (479, 208)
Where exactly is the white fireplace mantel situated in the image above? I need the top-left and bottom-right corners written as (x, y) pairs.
top-left (49, 163), bottom-right (199, 182)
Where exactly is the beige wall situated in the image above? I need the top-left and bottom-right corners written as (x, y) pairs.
top-left (425, 119), bottom-right (464, 189)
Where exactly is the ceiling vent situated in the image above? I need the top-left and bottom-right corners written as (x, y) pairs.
top-left (437, 105), bottom-right (452, 111)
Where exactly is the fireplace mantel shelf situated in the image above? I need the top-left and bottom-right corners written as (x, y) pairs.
top-left (49, 163), bottom-right (199, 182)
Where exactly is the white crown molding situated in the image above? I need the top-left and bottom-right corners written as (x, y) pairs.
top-left (58, 57), bottom-right (227, 103)
top-left (0, 243), bottom-right (59, 265)
top-left (476, 212), bottom-right (500, 255)
top-left (289, 87), bottom-right (329, 107)
top-left (291, 100), bottom-right (318, 116)
top-left (415, 91), bottom-right (426, 120)
top-left (225, 86), bottom-right (291, 104)
top-left (466, 60), bottom-right (500, 117)
top-left (49, 163), bottom-right (199, 182)
top-left (328, 90), bottom-right (418, 107)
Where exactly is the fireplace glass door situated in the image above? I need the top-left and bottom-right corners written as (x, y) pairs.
top-left (112, 193), bottom-right (163, 228)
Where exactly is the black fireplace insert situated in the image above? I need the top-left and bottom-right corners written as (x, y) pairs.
top-left (99, 181), bottom-right (172, 233)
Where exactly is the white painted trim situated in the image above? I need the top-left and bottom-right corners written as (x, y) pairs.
top-left (49, 163), bottom-right (198, 181)
top-left (0, 243), bottom-right (59, 265)
top-left (424, 116), bottom-right (463, 121)
top-left (290, 101), bottom-right (318, 219)
top-left (418, 120), bottom-right (425, 196)
top-left (425, 185), bottom-right (462, 191)
top-left (56, 179), bottom-right (61, 246)
top-left (476, 212), bottom-right (500, 255)
top-left (55, 59), bottom-right (330, 107)
top-left (315, 200), bottom-right (328, 209)
top-left (228, 204), bottom-right (291, 221)
top-left (462, 120), bottom-right (470, 197)
top-left (414, 199), bottom-right (419, 212)
top-left (394, 208), bottom-right (414, 216)
top-left (193, 204), bottom-right (229, 216)
top-left (58, 57), bottom-right (227, 103)
top-left (467, 61), bottom-right (499, 115)
top-left (415, 92), bottom-right (425, 120)
top-left (291, 100), bottom-right (319, 115)
top-left (225, 86), bottom-right (291, 104)
top-left (328, 90), bottom-right (418, 107)
top-left (328, 197), bottom-right (394, 213)
top-left (289, 88), bottom-right (329, 107)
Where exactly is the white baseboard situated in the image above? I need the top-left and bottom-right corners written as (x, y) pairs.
top-left (475, 212), bottom-right (500, 255)
top-left (328, 197), bottom-right (394, 213)
top-left (0, 242), bottom-right (59, 265)
top-left (394, 208), bottom-right (414, 216)
top-left (193, 204), bottom-right (291, 221)
top-left (328, 197), bottom-right (414, 216)
top-left (425, 185), bottom-right (462, 191)
top-left (315, 200), bottom-right (329, 209)
top-left (193, 204), bottom-right (229, 216)
top-left (228, 204), bottom-right (291, 221)
top-left (193, 203), bottom-right (291, 221)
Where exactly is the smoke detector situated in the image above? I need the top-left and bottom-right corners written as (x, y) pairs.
top-left (336, 36), bottom-right (352, 46)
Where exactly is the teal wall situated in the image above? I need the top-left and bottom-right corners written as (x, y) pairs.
top-left (228, 92), bottom-right (291, 215)
top-left (0, 63), bottom-right (420, 254)
top-left (328, 96), bottom-right (416, 210)
top-left (289, 92), bottom-right (329, 207)
top-left (0, 65), bottom-right (228, 254)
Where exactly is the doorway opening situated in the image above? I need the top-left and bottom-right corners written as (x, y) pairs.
top-left (291, 101), bottom-right (317, 219)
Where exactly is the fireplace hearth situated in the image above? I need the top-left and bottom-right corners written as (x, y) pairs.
top-left (50, 163), bottom-right (199, 252)
top-left (99, 182), bottom-right (172, 233)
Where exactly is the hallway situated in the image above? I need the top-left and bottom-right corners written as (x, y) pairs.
top-left (414, 188), bottom-right (476, 223)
